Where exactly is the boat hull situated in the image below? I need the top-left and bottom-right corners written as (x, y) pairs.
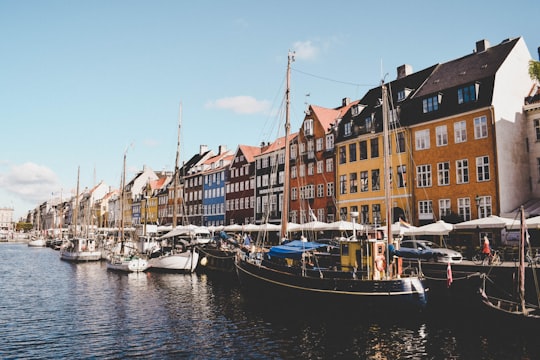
top-left (196, 246), bottom-right (236, 274)
top-left (28, 238), bottom-right (47, 247)
top-left (60, 250), bottom-right (102, 262)
top-left (235, 254), bottom-right (428, 310)
top-left (147, 250), bottom-right (199, 272)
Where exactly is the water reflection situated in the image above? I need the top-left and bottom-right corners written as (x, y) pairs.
top-left (2, 243), bottom-right (540, 359)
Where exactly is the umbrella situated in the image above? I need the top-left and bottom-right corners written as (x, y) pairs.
top-left (325, 220), bottom-right (363, 231)
top-left (453, 215), bottom-right (515, 230)
top-left (411, 220), bottom-right (454, 236)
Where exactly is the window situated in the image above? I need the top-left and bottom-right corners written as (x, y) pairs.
top-left (339, 146), bottom-right (346, 164)
top-left (327, 182), bottom-right (334, 197)
top-left (436, 125), bottom-right (448, 146)
top-left (350, 173), bottom-right (358, 193)
top-left (344, 122), bottom-right (352, 136)
top-left (418, 200), bottom-right (433, 220)
top-left (371, 169), bottom-right (380, 191)
top-left (349, 143), bottom-right (357, 162)
top-left (299, 164), bottom-right (305, 177)
top-left (439, 199), bottom-right (451, 218)
top-left (359, 140), bottom-right (368, 160)
top-left (360, 205), bottom-right (369, 224)
top-left (458, 197), bottom-right (471, 221)
top-left (416, 164), bottom-right (432, 187)
top-left (415, 129), bottom-right (430, 150)
top-left (326, 158), bottom-right (333, 172)
top-left (474, 116), bottom-right (488, 139)
top-left (396, 132), bottom-right (406, 153)
top-left (340, 207), bottom-right (347, 221)
top-left (535, 119), bottom-right (540, 141)
top-left (291, 187), bottom-right (297, 200)
top-left (397, 165), bottom-right (406, 188)
top-left (360, 171), bottom-right (369, 192)
top-left (365, 115), bottom-right (373, 133)
top-left (422, 95), bottom-right (440, 113)
top-left (437, 162), bottom-right (450, 186)
top-left (291, 166), bottom-right (297, 179)
top-left (316, 138), bottom-right (323, 151)
top-left (340, 175), bottom-right (347, 195)
top-left (304, 119), bottom-right (314, 136)
top-left (454, 121), bottom-right (467, 143)
top-left (371, 138), bottom-right (379, 158)
top-left (325, 134), bottom-right (334, 150)
top-left (317, 184), bottom-right (324, 198)
top-left (458, 84), bottom-right (477, 104)
top-left (456, 159), bottom-right (469, 184)
top-left (476, 156), bottom-right (490, 182)
top-left (477, 195), bottom-right (492, 218)
top-left (317, 160), bottom-right (323, 174)
top-left (307, 163), bottom-right (314, 176)
top-left (372, 204), bottom-right (381, 224)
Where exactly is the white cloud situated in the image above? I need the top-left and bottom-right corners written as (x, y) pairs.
top-left (205, 96), bottom-right (271, 114)
top-left (292, 40), bottom-right (319, 61)
top-left (0, 162), bottom-right (60, 204)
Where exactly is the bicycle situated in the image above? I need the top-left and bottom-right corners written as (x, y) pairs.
top-left (472, 250), bottom-right (502, 266)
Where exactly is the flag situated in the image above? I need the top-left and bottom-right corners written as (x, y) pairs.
top-left (447, 262), bottom-right (453, 288)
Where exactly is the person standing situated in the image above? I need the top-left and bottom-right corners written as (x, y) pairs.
top-left (482, 236), bottom-right (491, 264)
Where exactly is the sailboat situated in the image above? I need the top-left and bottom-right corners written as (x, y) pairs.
top-left (60, 167), bottom-right (102, 262)
top-left (28, 210), bottom-right (46, 247)
top-left (146, 102), bottom-right (199, 273)
top-left (106, 150), bottom-right (149, 273)
top-left (235, 52), bottom-right (428, 311)
top-left (479, 206), bottom-right (540, 326)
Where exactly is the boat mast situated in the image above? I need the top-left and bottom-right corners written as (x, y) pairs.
top-left (172, 102), bottom-right (182, 228)
top-left (281, 51), bottom-right (294, 240)
top-left (120, 150), bottom-right (126, 252)
top-left (520, 205), bottom-right (527, 314)
top-left (73, 166), bottom-right (80, 238)
top-left (382, 82), bottom-right (392, 277)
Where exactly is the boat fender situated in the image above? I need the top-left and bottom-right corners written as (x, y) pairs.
top-left (201, 257), bottom-right (208, 266)
top-left (375, 255), bottom-right (386, 272)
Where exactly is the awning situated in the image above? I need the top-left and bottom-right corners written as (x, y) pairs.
top-left (268, 240), bottom-right (328, 259)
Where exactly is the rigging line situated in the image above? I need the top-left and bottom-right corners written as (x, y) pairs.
top-left (292, 67), bottom-right (377, 88)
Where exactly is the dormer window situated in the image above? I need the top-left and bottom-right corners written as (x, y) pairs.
top-left (351, 105), bottom-right (360, 116)
top-left (458, 83), bottom-right (479, 104)
top-left (422, 94), bottom-right (441, 113)
top-left (365, 114), bottom-right (374, 132)
top-left (397, 88), bottom-right (412, 102)
top-left (304, 119), bottom-right (314, 136)
top-left (344, 122), bottom-right (352, 137)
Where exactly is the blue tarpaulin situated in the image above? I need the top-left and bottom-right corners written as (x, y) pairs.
top-left (268, 240), bottom-right (327, 259)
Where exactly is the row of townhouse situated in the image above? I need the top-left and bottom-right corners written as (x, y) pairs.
top-left (29, 37), bottom-right (540, 236)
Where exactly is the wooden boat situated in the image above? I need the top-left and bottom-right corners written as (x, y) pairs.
top-left (235, 52), bottom-right (428, 311)
top-left (107, 253), bottom-right (148, 272)
top-left (479, 206), bottom-right (540, 327)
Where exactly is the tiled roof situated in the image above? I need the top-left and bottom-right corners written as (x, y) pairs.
top-left (237, 145), bottom-right (262, 163)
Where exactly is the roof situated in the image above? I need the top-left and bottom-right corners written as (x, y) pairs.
top-left (236, 144), bottom-right (261, 163)
top-left (259, 132), bottom-right (299, 155)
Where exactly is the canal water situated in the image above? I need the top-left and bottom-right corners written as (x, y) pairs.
top-left (1, 242), bottom-right (539, 359)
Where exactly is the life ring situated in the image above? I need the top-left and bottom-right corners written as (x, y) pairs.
top-left (375, 255), bottom-right (386, 272)
top-left (200, 257), bottom-right (208, 266)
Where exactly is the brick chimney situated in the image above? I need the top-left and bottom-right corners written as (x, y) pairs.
top-left (475, 39), bottom-right (490, 53)
top-left (397, 64), bottom-right (413, 79)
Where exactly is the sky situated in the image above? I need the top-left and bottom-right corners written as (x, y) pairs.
top-left (1, 0), bottom-right (539, 221)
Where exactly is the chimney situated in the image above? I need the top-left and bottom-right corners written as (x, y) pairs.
top-left (397, 64), bottom-right (413, 79)
top-left (218, 145), bottom-right (227, 154)
top-left (199, 144), bottom-right (208, 155)
top-left (475, 39), bottom-right (490, 53)
top-left (342, 97), bottom-right (351, 106)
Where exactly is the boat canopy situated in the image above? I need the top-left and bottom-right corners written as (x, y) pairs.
top-left (268, 240), bottom-right (327, 259)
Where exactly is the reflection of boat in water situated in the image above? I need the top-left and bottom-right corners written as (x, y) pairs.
top-left (107, 254), bottom-right (148, 272)
top-left (235, 52), bottom-right (428, 311)
top-left (479, 206), bottom-right (540, 327)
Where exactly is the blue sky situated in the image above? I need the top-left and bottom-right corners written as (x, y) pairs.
top-left (1, 0), bottom-right (539, 220)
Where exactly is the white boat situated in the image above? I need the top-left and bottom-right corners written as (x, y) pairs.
top-left (148, 240), bottom-right (199, 272)
top-left (28, 236), bottom-right (47, 247)
top-left (107, 254), bottom-right (149, 272)
top-left (60, 237), bottom-right (102, 262)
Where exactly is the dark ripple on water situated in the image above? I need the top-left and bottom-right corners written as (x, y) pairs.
top-left (1, 242), bottom-right (540, 359)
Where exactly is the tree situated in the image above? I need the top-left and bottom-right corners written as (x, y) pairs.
top-left (529, 60), bottom-right (540, 83)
